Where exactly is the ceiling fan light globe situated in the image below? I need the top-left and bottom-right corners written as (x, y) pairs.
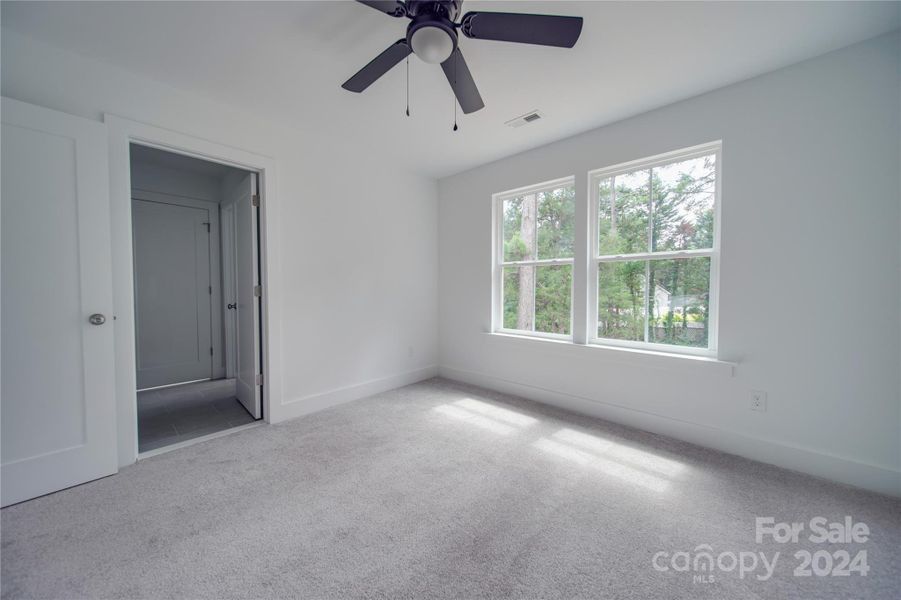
top-left (411, 26), bottom-right (454, 64)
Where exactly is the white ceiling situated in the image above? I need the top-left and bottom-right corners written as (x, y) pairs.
top-left (2, 1), bottom-right (899, 178)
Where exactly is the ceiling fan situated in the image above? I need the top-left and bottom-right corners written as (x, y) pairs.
top-left (341, 0), bottom-right (583, 114)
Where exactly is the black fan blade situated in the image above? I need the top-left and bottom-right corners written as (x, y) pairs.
top-left (342, 40), bottom-right (412, 93)
top-left (461, 12), bottom-right (583, 48)
top-left (355, 1), bottom-right (406, 18)
top-left (440, 47), bottom-right (485, 114)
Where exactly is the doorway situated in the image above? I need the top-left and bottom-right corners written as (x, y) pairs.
top-left (130, 144), bottom-right (263, 453)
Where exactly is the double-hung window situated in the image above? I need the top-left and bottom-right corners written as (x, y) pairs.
top-left (493, 177), bottom-right (575, 339)
top-left (589, 143), bottom-right (720, 355)
top-left (492, 142), bottom-right (721, 357)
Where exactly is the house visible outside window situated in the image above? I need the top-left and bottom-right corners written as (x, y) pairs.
top-left (494, 177), bottom-right (575, 338)
top-left (492, 142), bottom-right (721, 357)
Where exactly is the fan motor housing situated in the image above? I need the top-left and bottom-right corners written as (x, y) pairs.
top-left (404, 1), bottom-right (462, 21)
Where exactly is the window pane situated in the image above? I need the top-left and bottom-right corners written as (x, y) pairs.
top-left (536, 265), bottom-right (572, 334)
top-left (502, 266), bottom-right (522, 329)
top-left (503, 265), bottom-right (571, 335)
top-left (536, 185), bottom-right (575, 259)
top-left (597, 261), bottom-right (647, 341)
top-left (648, 257), bottom-right (711, 348)
top-left (652, 154), bottom-right (716, 252)
top-left (502, 196), bottom-right (534, 262)
top-left (598, 169), bottom-right (650, 256)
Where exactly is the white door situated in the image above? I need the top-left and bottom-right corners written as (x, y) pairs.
top-left (132, 199), bottom-right (213, 389)
top-left (1, 97), bottom-right (118, 507)
top-left (227, 173), bottom-right (261, 418)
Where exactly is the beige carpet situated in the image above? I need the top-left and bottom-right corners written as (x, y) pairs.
top-left (2, 378), bottom-right (899, 599)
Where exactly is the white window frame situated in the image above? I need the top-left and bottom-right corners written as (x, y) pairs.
top-left (587, 141), bottom-right (722, 357)
top-left (492, 176), bottom-right (576, 341)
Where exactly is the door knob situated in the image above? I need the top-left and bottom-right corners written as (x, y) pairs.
top-left (88, 313), bottom-right (106, 325)
top-left (227, 303), bottom-right (237, 310)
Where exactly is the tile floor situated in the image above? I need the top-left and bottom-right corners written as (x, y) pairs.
top-left (137, 379), bottom-right (256, 452)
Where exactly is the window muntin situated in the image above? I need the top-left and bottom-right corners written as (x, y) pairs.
top-left (496, 178), bottom-right (575, 338)
top-left (591, 144), bottom-right (720, 355)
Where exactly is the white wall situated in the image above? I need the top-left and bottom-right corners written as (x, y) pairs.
top-left (437, 33), bottom-right (901, 496)
top-left (1, 29), bottom-right (439, 426)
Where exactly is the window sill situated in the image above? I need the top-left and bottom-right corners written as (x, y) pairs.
top-left (484, 331), bottom-right (736, 376)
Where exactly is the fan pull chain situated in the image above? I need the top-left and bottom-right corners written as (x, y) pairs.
top-left (405, 56), bottom-right (410, 117)
top-left (452, 51), bottom-right (458, 132)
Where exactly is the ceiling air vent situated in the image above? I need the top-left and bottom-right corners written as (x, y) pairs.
top-left (505, 110), bottom-right (544, 128)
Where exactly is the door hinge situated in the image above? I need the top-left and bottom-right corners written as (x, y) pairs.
top-left (210, 347), bottom-right (214, 356)
top-left (202, 222), bottom-right (210, 232)
top-left (209, 286), bottom-right (212, 295)
top-left (253, 285), bottom-right (262, 298)
top-left (255, 373), bottom-right (264, 386)
top-left (251, 194), bottom-right (260, 207)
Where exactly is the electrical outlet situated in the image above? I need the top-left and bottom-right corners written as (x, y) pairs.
top-left (750, 390), bottom-right (767, 412)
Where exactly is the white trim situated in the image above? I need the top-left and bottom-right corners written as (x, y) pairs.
top-left (137, 378), bottom-right (210, 393)
top-left (438, 365), bottom-right (901, 497)
top-left (490, 190), bottom-right (502, 332)
top-left (595, 248), bottom-right (714, 262)
top-left (484, 332), bottom-right (734, 375)
top-left (708, 142), bottom-right (724, 355)
top-left (587, 336), bottom-right (717, 358)
top-left (587, 141), bottom-right (722, 180)
top-left (105, 115), bottom-right (284, 468)
top-left (494, 328), bottom-right (572, 342)
top-left (493, 175), bottom-right (575, 202)
top-left (278, 365), bottom-right (439, 421)
top-left (501, 258), bottom-right (575, 267)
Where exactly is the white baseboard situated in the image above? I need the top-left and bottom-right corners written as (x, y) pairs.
top-left (439, 365), bottom-right (901, 498)
top-left (275, 365), bottom-right (439, 422)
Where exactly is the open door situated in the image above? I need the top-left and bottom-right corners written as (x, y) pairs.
top-left (227, 172), bottom-right (262, 419)
top-left (1, 97), bottom-right (118, 506)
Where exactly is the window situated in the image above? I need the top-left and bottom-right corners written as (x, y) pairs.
top-left (590, 143), bottom-right (720, 355)
top-left (494, 177), bottom-right (575, 338)
top-left (491, 142), bottom-right (721, 357)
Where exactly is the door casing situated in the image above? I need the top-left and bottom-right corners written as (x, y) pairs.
top-left (105, 115), bottom-right (284, 467)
